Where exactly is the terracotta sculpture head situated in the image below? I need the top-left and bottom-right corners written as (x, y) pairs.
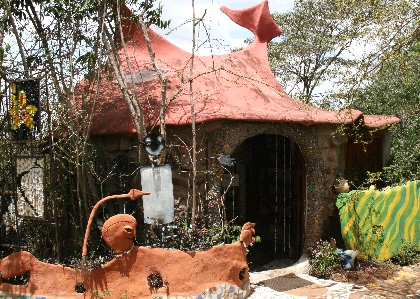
top-left (101, 214), bottom-right (137, 254)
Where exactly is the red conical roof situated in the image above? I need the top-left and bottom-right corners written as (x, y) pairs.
top-left (78, 1), bottom-right (399, 136)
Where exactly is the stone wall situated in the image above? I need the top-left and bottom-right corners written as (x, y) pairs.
top-left (207, 121), bottom-right (345, 250)
top-left (92, 120), bottom-right (348, 252)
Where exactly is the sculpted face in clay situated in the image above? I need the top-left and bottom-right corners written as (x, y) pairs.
top-left (102, 214), bottom-right (137, 255)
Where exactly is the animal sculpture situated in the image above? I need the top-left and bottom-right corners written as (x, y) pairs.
top-left (0, 189), bottom-right (256, 299)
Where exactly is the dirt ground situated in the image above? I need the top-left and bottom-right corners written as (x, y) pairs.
top-left (348, 265), bottom-right (420, 299)
top-left (285, 263), bottom-right (420, 299)
top-left (332, 263), bottom-right (420, 299)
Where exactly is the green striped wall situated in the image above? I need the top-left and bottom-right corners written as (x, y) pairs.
top-left (335, 181), bottom-right (420, 261)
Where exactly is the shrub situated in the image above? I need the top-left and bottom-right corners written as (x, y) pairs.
top-left (145, 212), bottom-right (243, 251)
top-left (391, 240), bottom-right (420, 266)
top-left (308, 240), bottom-right (342, 279)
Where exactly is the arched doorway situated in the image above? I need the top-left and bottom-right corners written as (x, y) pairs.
top-left (223, 134), bottom-right (306, 266)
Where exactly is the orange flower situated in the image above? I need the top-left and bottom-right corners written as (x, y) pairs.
top-left (18, 91), bottom-right (26, 109)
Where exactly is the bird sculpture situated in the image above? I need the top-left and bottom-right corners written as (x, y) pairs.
top-left (337, 249), bottom-right (359, 270)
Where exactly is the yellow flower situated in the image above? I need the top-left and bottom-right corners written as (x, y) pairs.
top-left (9, 108), bottom-right (19, 118)
top-left (26, 105), bottom-right (37, 116)
top-left (8, 87), bottom-right (37, 131)
top-left (23, 113), bottom-right (34, 130)
top-left (11, 94), bottom-right (18, 108)
top-left (11, 114), bottom-right (21, 130)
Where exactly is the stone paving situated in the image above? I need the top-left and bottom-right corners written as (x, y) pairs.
top-left (248, 259), bottom-right (420, 299)
top-left (248, 273), bottom-right (368, 299)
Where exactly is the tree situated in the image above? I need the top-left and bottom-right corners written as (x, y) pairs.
top-left (91, 0), bottom-right (203, 224)
top-left (269, 0), bottom-right (369, 106)
top-left (269, 0), bottom-right (420, 109)
top-left (0, 0), bottom-right (109, 260)
top-left (351, 40), bottom-right (420, 185)
top-left (0, 0), bottom-right (230, 260)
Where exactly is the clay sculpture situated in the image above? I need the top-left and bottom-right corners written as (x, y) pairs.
top-left (0, 189), bottom-right (256, 299)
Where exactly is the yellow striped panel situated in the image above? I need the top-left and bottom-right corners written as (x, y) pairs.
top-left (336, 181), bottom-right (420, 261)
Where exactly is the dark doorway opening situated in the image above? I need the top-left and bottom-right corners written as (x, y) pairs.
top-left (224, 134), bottom-right (306, 269)
top-left (345, 137), bottom-right (383, 188)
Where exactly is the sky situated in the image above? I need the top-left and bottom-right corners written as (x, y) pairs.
top-left (152, 0), bottom-right (294, 55)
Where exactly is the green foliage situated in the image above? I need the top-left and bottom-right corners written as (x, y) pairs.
top-left (268, 0), bottom-right (419, 111)
top-left (349, 171), bottom-right (384, 191)
top-left (145, 212), bottom-right (243, 251)
top-left (308, 240), bottom-right (342, 279)
top-left (336, 191), bottom-right (385, 260)
top-left (391, 240), bottom-right (420, 266)
top-left (92, 290), bottom-right (111, 299)
top-left (20, 219), bottom-right (56, 259)
top-left (352, 40), bottom-right (420, 186)
top-left (361, 171), bottom-right (383, 189)
top-left (269, 0), bottom-right (368, 106)
top-left (139, 0), bottom-right (171, 29)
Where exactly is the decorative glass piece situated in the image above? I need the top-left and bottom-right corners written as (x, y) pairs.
top-left (140, 165), bottom-right (174, 224)
top-left (16, 156), bottom-right (44, 218)
top-left (336, 249), bottom-right (358, 269)
top-left (9, 79), bottom-right (40, 140)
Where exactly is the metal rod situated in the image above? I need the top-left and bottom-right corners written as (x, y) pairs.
top-left (274, 135), bottom-right (278, 254)
top-left (283, 137), bottom-right (286, 253)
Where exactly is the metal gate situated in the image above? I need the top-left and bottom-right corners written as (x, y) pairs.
top-left (224, 134), bottom-right (306, 264)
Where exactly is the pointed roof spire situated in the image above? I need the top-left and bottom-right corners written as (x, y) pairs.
top-left (220, 0), bottom-right (281, 43)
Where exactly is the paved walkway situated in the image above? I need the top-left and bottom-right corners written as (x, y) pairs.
top-left (248, 259), bottom-right (420, 299)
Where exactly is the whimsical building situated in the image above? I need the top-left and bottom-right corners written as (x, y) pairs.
top-left (78, 0), bottom-right (400, 264)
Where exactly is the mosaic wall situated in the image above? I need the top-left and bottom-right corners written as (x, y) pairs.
top-left (0, 282), bottom-right (250, 299)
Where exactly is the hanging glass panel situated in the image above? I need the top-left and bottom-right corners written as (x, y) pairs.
top-left (141, 165), bottom-right (174, 224)
top-left (9, 79), bottom-right (40, 141)
top-left (16, 156), bottom-right (45, 218)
